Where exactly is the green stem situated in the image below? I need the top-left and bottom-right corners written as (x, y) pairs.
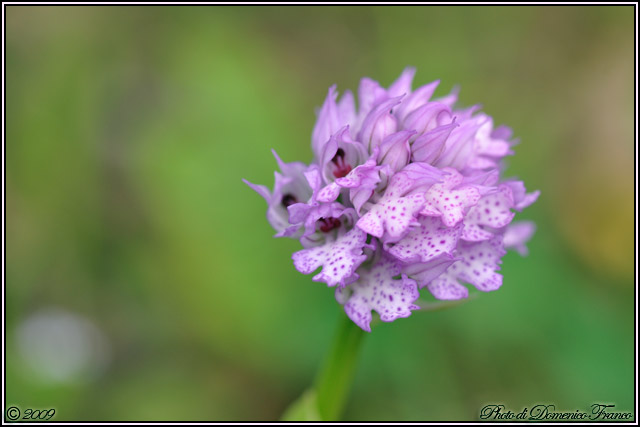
top-left (313, 313), bottom-right (367, 421)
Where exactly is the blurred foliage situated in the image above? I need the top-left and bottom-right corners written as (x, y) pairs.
top-left (6, 5), bottom-right (634, 421)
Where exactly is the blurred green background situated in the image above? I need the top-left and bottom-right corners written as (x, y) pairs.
top-left (6, 5), bottom-right (634, 421)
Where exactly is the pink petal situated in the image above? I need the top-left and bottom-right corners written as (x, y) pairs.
top-left (387, 66), bottom-right (416, 98)
top-left (387, 216), bottom-right (462, 263)
top-left (394, 80), bottom-right (440, 123)
top-left (462, 185), bottom-right (515, 241)
top-left (336, 254), bottom-right (420, 332)
top-left (421, 168), bottom-right (482, 227)
top-left (312, 85), bottom-right (341, 160)
top-left (503, 221), bottom-right (536, 256)
top-left (425, 236), bottom-right (506, 299)
top-left (357, 96), bottom-right (402, 152)
top-left (292, 227), bottom-right (368, 287)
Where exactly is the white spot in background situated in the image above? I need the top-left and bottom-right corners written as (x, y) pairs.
top-left (15, 307), bottom-right (111, 384)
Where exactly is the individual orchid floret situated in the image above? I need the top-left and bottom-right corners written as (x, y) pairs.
top-left (426, 236), bottom-right (506, 300)
top-left (288, 199), bottom-right (346, 240)
top-left (386, 216), bottom-right (463, 264)
top-left (292, 209), bottom-right (372, 287)
top-left (461, 184), bottom-right (516, 241)
top-left (280, 164), bottom-right (348, 239)
top-left (356, 163), bottom-right (442, 241)
top-left (317, 148), bottom-right (389, 216)
top-left (243, 150), bottom-right (313, 236)
top-left (318, 126), bottom-right (369, 183)
top-left (420, 167), bottom-right (482, 227)
top-left (245, 67), bottom-right (539, 332)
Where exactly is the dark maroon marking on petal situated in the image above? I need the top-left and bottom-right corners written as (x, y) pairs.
top-left (281, 194), bottom-right (298, 207)
top-left (331, 148), bottom-right (353, 178)
top-left (318, 217), bottom-right (342, 233)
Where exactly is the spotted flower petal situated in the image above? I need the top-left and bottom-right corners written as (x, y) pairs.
top-left (426, 236), bottom-right (506, 300)
top-left (462, 184), bottom-right (515, 241)
top-left (292, 225), bottom-right (369, 287)
top-left (356, 193), bottom-right (425, 240)
top-left (425, 274), bottom-right (470, 300)
top-left (387, 216), bottom-right (462, 263)
top-left (356, 169), bottom-right (429, 240)
top-left (336, 254), bottom-right (420, 332)
top-left (420, 168), bottom-right (482, 227)
top-left (316, 182), bottom-right (341, 205)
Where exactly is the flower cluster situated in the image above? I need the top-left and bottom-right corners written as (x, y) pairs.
top-left (244, 68), bottom-right (539, 332)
